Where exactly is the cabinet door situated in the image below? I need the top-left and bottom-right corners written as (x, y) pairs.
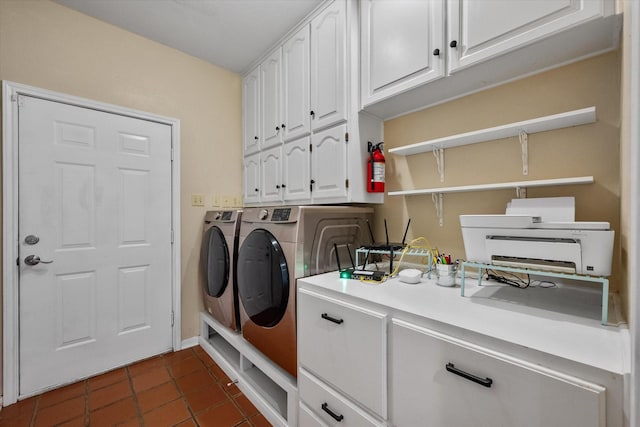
top-left (243, 153), bottom-right (260, 204)
top-left (282, 25), bottom-right (311, 142)
top-left (390, 319), bottom-right (606, 427)
top-left (361, 0), bottom-right (445, 107)
top-left (448, 0), bottom-right (611, 73)
top-left (261, 49), bottom-right (282, 150)
top-left (310, 124), bottom-right (348, 201)
top-left (260, 145), bottom-right (282, 203)
top-left (283, 137), bottom-right (311, 202)
top-left (310, 0), bottom-right (347, 132)
top-left (242, 66), bottom-right (260, 155)
top-left (298, 289), bottom-right (387, 418)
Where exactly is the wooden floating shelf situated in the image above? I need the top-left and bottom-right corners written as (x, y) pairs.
top-left (389, 106), bottom-right (596, 156)
top-left (387, 176), bottom-right (594, 197)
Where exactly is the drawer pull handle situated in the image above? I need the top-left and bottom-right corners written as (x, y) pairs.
top-left (322, 402), bottom-right (344, 422)
top-left (446, 363), bottom-right (493, 388)
top-left (321, 313), bottom-right (344, 324)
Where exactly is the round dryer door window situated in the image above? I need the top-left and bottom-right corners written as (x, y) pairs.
top-left (200, 226), bottom-right (230, 298)
top-left (237, 229), bottom-right (289, 327)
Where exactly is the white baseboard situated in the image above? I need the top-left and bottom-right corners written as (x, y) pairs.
top-left (180, 336), bottom-right (199, 350)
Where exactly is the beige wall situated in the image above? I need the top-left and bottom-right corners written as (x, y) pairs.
top-left (0, 0), bottom-right (242, 350)
top-left (379, 52), bottom-right (623, 309)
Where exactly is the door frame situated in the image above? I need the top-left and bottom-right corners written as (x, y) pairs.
top-left (1, 81), bottom-right (182, 405)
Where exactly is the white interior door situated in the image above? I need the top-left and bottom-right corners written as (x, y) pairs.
top-left (17, 95), bottom-right (174, 396)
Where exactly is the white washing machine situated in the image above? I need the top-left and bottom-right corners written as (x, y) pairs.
top-left (199, 210), bottom-right (242, 332)
top-left (236, 206), bottom-right (373, 377)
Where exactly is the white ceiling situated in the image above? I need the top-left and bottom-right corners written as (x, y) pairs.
top-left (54, 0), bottom-right (324, 74)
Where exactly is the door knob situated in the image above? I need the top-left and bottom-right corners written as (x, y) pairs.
top-left (24, 255), bottom-right (53, 266)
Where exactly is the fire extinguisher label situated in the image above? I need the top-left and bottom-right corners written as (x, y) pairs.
top-left (372, 163), bottom-right (385, 182)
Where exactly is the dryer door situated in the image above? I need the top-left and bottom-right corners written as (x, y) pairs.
top-left (237, 229), bottom-right (289, 327)
top-left (200, 226), bottom-right (230, 298)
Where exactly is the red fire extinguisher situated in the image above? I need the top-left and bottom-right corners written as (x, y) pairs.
top-left (367, 141), bottom-right (385, 193)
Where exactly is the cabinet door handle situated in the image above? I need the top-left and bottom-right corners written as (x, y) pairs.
top-left (321, 402), bottom-right (344, 422)
top-left (445, 363), bottom-right (493, 388)
top-left (321, 313), bottom-right (343, 324)
top-left (254, 136), bottom-right (258, 140)
top-left (282, 123), bottom-right (286, 129)
top-left (276, 185), bottom-right (280, 189)
top-left (254, 188), bottom-right (259, 192)
top-left (276, 126), bottom-right (280, 133)
top-left (310, 110), bottom-right (315, 118)
top-left (449, 40), bottom-right (458, 48)
top-left (433, 48), bottom-right (440, 56)
top-left (281, 183), bottom-right (286, 188)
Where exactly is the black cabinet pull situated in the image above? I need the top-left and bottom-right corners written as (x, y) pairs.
top-left (254, 136), bottom-right (258, 140)
top-left (321, 313), bottom-right (343, 324)
top-left (445, 363), bottom-right (493, 388)
top-left (254, 188), bottom-right (259, 192)
top-left (276, 126), bottom-right (280, 132)
top-left (433, 48), bottom-right (440, 56)
top-left (282, 123), bottom-right (286, 129)
top-left (276, 185), bottom-right (280, 189)
top-left (449, 40), bottom-right (458, 48)
top-left (310, 110), bottom-right (315, 118)
top-left (281, 183), bottom-right (286, 188)
top-left (321, 403), bottom-right (344, 422)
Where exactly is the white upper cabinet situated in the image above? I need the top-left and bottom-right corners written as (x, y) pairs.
top-left (260, 49), bottom-right (282, 150)
top-left (361, 0), bottom-right (445, 107)
top-left (448, 0), bottom-right (614, 73)
top-left (283, 137), bottom-right (311, 202)
top-left (260, 145), bottom-right (283, 203)
top-left (243, 153), bottom-right (260, 204)
top-left (360, 0), bottom-right (619, 119)
top-left (311, 0), bottom-right (348, 132)
top-left (283, 25), bottom-right (311, 142)
top-left (311, 124), bottom-right (348, 201)
top-left (242, 66), bottom-right (260, 155)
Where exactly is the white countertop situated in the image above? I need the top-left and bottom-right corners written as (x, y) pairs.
top-left (298, 271), bottom-right (630, 375)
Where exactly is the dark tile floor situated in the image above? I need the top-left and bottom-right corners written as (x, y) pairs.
top-left (0, 346), bottom-right (272, 427)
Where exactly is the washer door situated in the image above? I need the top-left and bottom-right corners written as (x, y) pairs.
top-left (200, 226), bottom-right (230, 298)
top-left (237, 229), bottom-right (289, 327)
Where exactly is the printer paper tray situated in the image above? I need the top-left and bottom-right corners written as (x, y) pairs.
top-left (485, 236), bottom-right (582, 274)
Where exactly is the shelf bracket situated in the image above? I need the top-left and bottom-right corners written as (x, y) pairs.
top-left (519, 130), bottom-right (528, 175)
top-left (431, 192), bottom-right (444, 227)
top-left (515, 186), bottom-right (527, 199)
top-left (433, 148), bottom-right (445, 182)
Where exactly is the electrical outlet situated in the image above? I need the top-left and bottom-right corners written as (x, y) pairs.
top-left (209, 194), bottom-right (220, 207)
top-left (221, 196), bottom-right (232, 208)
top-left (191, 194), bottom-right (204, 207)
top-left (232, 196), bottom-right (243, 207)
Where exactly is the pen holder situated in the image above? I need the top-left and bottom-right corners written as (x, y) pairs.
top-left (436, 264), bottom-right (457, 287)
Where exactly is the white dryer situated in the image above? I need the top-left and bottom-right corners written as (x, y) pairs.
top-left (236, 206), bottom-right (373, 377)
top-left (200, 210), bottom-right (242, 332)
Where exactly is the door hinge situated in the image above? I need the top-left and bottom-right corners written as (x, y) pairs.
top-left (345, 132), bottom-right (349, 142)
top-left (345, 179), bottom-right (349, 189)
top-left (309, 143), bottom-right (312, 152)
top-left (171, 311), bottom-right (175, 327)
top-left (171, 230), bottom-right (174, 244)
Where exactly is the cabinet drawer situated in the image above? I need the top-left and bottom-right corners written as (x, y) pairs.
top-left (390, 319), bottom-right (606, 427)
top-left (298, 289), bottom-right (387, 417)
top-left (299, 369), bottom-right (383, 427)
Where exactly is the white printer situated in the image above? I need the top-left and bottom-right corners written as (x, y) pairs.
top-left (460, 197), bottom-right (614, 276)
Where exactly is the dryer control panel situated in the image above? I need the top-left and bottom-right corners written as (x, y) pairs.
top-left (271, 208), bottom-right (291, 222)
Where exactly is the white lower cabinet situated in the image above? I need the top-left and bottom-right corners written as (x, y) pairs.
top-left (299, 369), bottom-right (385, 427)
top-left (389, 318), bottom-right (606, 427)
top-left (297, 288), bottom-right (387, 418)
